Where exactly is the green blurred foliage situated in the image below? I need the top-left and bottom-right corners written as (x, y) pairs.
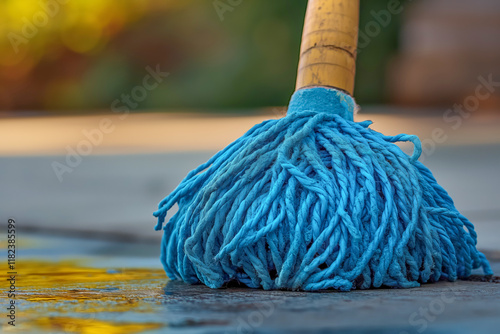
top-left (0, 0), bottom-right (405, 112)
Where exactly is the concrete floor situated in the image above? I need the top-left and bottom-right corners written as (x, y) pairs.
top-left (2, 234), bottom-right (500, 334)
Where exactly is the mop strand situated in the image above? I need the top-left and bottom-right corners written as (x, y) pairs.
top-left (154, 87), bottom-right (492, 291)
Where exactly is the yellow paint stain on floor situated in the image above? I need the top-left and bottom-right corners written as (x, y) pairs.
top-left (22, 288), bottom-right (160, 316)
top-left (35, 317), bottom-right (163, 334)
top-left (1, 259), bottom-right (168, 333)
top-left (3, 260), bottom-right (166, 288)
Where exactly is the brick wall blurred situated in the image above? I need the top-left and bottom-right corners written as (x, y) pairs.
top-left (388, 0), bottom-right (500, 109)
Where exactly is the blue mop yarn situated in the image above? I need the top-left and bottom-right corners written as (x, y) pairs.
top-left (154, 87), bottom-right (492, 291)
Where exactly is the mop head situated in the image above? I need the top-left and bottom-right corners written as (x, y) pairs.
top-left (154, 87), bottom-right (492, 291)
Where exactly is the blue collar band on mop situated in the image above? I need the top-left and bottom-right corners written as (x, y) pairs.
top-left (287, 87), bottom-right (357, 121)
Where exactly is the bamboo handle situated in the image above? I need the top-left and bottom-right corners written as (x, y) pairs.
top-left (295, 0), bottom-right (360, 95)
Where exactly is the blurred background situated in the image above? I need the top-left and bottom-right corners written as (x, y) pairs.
top-left (1, 0), bottom-right (499, 247)
top-left (2, 0), bottom-right (499, 113)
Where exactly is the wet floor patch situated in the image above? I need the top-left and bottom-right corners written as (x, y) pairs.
top-left (1, 259), bottom-right (168, 333)
top-left (34, 317), bottom-right (163, 334)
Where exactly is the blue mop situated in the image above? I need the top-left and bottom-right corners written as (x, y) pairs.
top-left (154, 0), bottom-right (492, 291)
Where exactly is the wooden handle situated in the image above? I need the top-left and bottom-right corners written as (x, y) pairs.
top-left (295, 0), bottom-right (360, 95)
